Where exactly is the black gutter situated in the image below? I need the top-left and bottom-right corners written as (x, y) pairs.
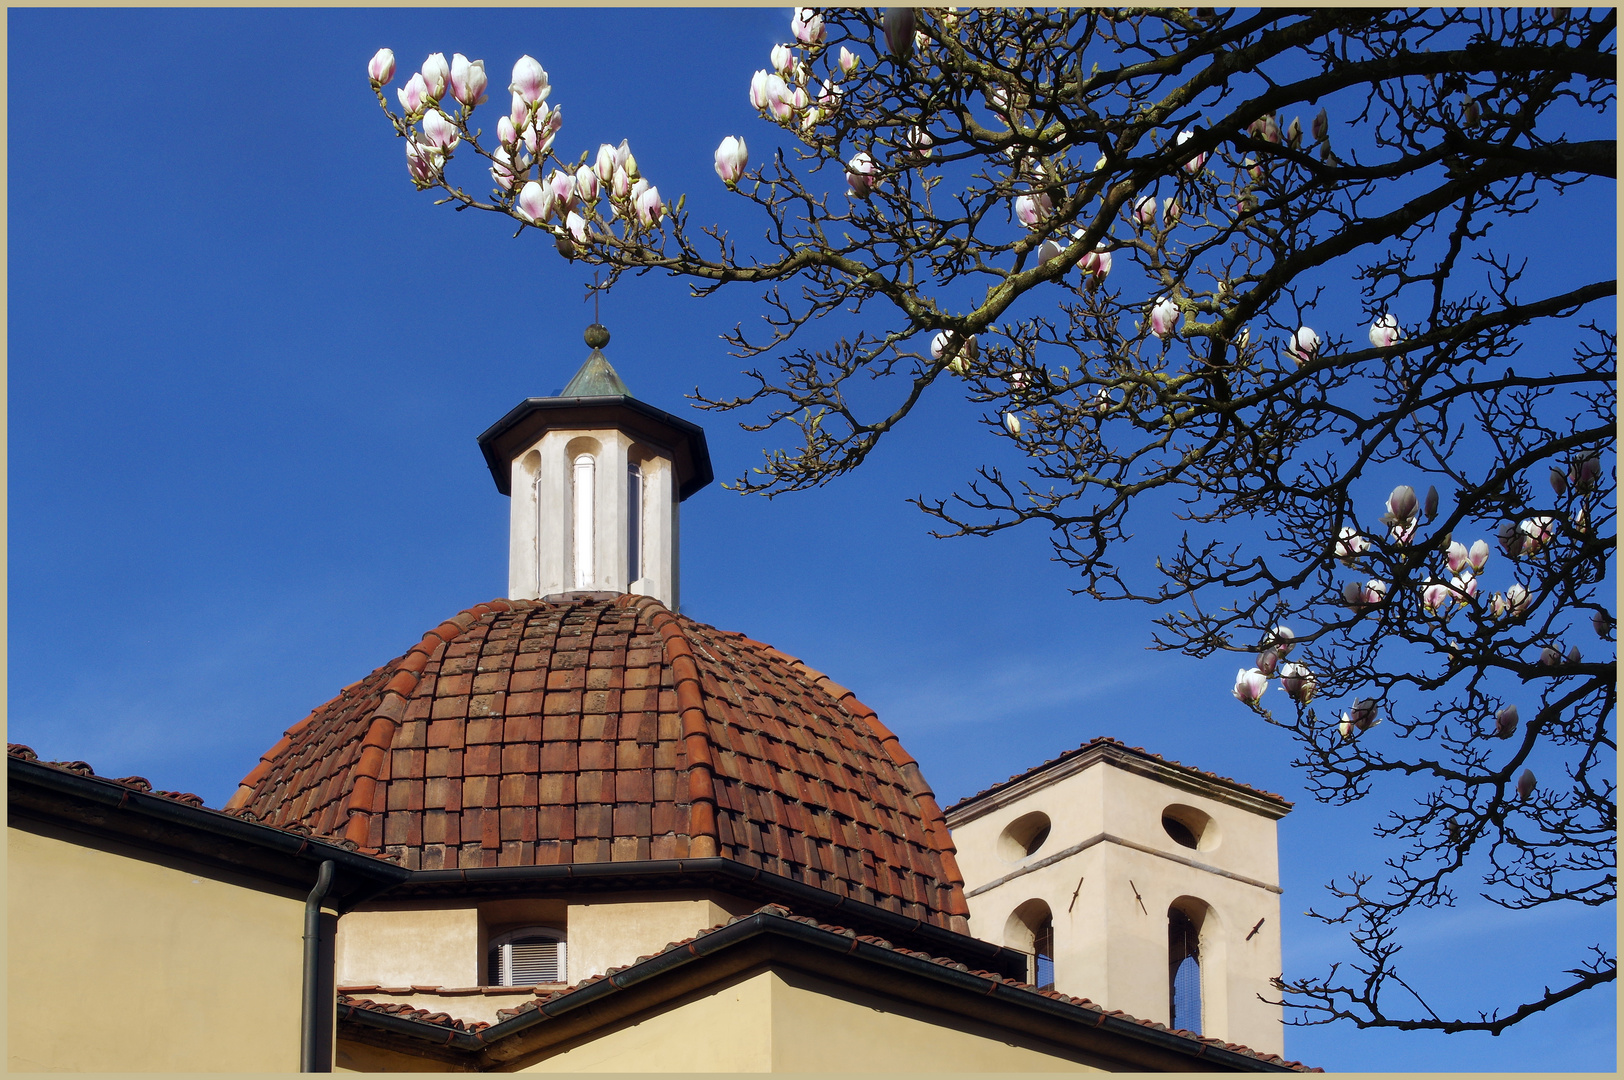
top-left (339, 909), bottom-right (1306, 1072)
top-left (7, 755), bottom-right (410, 905)
top-left (398, 856), bottom-right (1029, 980)
top-left (300, 860), bottom-right (337, 1073)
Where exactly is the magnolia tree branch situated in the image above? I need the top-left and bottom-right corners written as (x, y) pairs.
top-left (367, 7), bottom-right (1616, 1033)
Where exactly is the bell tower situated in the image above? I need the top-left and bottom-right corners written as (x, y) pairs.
top-left (476, 324), bottom-right (712, 608)
top-left (945, 739), bottom-right (1290, 1056)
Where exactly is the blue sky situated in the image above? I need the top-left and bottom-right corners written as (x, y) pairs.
top-left (8, 9), bottom-right (1614, 1070)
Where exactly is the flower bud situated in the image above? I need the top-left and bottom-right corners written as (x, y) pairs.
top-left (1014, 192), bottom-right (1052, 227)
top-left (791, 7), bottom-right (826, 44)
top-left (398, 73), bottom-right (429, 114)
top-left (1312, 107), bottom-right (1328, 142)
top-left (1539, 645), bottom-right (1561, 667)
top-left (1593, 610), bottom-right (1613, 638)
top-left (839, 46), bottom-right (860, 74)
top-left (405, 139), bottom-right (438, 183)
top-left (771, 43), bottom-right (794, 75)
top-left (634, 183), bottom-right (664, 227)
top-left (1036, 239), bottom-right (1063, 268)
top-left (510, 55), bottom-right (549, 106)
top-left (1516, 768), bottom-right (1535, 800)
top-left (1286, 326), bottom-right (1320, 366)
top-left (906, 126), bottom-right (934, 156)
top-left (575, 164), bottom-right (600, 203)
top-left (1570, 450), bottom-right (1601, 491)
top-left (1505, 582), bottom-right (1532, 615)
top-left (1286, 116), bottom-right (1302, 149)
top-left (420, 108), bottom-right (460, 150)
top-left (1468, 539), bottom-right (1489, 572)
top-left (420, 52), bottom-right (450, 99)
top-left (1369, 313), bottom-right (1400, 349)
top-left (1568, 645), bottom-right (1582, 664)
top-left (1463, 97), bottom-right (1481, 128)
top-left (490, 147), bottom-right (518, 190)
top-left (594, 143), bottom-right (618, 183)
top-left (1498, 520), bottom-right (1525, 557)
top-left (1164, 197), bottom-right (1181, 224)
top-left (516, 179), bottom-right (554, 223)
top-left (368, 48), bottom-right (396, 85)
top-left (1256, 648), bottom-right (1279, 677)
top-left (1422, 579), bottom-right (1451, 615)
top-left (1280, 662), bottom-right (1317, 704)
top-left (1266, 625), bottom-right (1295, 655)
top-left (1446, 541), bottom-right (1468, 574)
top-left (450, 53), bottom-right (488, 106)
top-left (884, 7), bottom-right (916, 59)
top-left (1423, 484), bottom-right (1439, 521)
top-left (565, 210), bottom-right (588, 244)
top-left (1350, 697), bottom-right (1379, 730)
top-left (1494, 704), bottom-right (1518, 739)
top-left (846, 152), bottom-right (877, 198)
top-left (714, 136), bottom-right (748, 185)
top-left (1387, 485), bottom-right (1418, 524)
top-left (1335, 526), bottom-right (1368, 565)
top-left (1363, 579), bottom-right (1387, 606)
top-left (1342, 581), bottom-right (1364, 608)
top-left (1175, 129), bottom-right (1208, 174)
top-left (930, 331), bottom-right (978, 367)
top-left (1518, 516), bottom-right (1556, 554)
top-left (498, 116), bottom-right (519, 147)
top-left (1132, 195), bottom-right (1157, 228)
top-left (1149, 297), bottom-right (1178, 339)
top-left (1003, 411), bottom-right (1023, 436)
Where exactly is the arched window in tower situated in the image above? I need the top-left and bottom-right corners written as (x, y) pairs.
top-left (1005, 898), bottom-right (1056, 991)
top-left (572, 453), bottom-right (595, 589)
top-left (627, 461), bottom-right (643, 584)
top-left (1169, 903), bottom-right (1202, 1033)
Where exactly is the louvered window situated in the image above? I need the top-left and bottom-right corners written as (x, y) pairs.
top-left (488, 929), bottom-right (567, 986)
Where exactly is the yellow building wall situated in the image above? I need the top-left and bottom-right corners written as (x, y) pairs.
top-left (7, 824), bottom-right (307, 1072)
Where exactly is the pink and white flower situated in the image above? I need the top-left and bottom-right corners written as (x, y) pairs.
top-left (1149, 297), bottom-right (1178, 339)
top-left (930, 331), bottom-right (978, 369)
top-left (405, 138), bottom-right (439, 183)
top-left (419, 108), bottom-right (460, 150)
top-left (1505, 582), bottom-right (1532, 616)
top-left (1280, 662), bottom-right (1317, 704)
top-left (1036, 239), bottom-right (1063, 268)
top-left (1132, 195), bottom-right (1157, 228)
top-left (368, 48), bottom-right (396, 84)
top-left (839, 46), bottom-right (859, 74)
top-left (1335, 525), bottom-right (1368, 565)
top-left (420, 53), bottom-right (450, 99)
top-left (714, 136), bottom-right (748, 185)
top-left (634, 183), bottom-right (664, 227)
top-left (1014, 192), bottom-right (1052, 227)
top-left (1518, 516), bottom-right (1556, 554)
top-left (791, 8), bottom-right (825, 44)
top-left (1468, 539), bottom-right (1490, 571)
top-left (1081, 241), bottom-right (1112, 286)
top-left (1003, 412), bottom-right (1022, 436)
top-left (575, 164), bottom-right (600, 203)
top-left (510, 55), bottom-right (549, 106)
top-left (1176, 129), bottom-right (1208, 173)
top-left (1285, 326), bottom-right (1320, 366)
top-left (1369, 313), bottom-right (1400, 349)
top-left (1233, 668), bottom-right (1268, 705)
top-left (516, 179), bottom-right (554, 223)
top-left (449, 53), bottom-right (488, 107)
top-left (397, 72), bottom-right (429, 114)
top-left (846, 152), bottom-right (877, 198)
top-left (770, 44), bottom-right (794, 75)
top-left (565, 210), bottom-right (589, 244)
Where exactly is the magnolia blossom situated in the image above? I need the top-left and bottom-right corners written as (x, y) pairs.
top-left (449, 54), bottom-right (488, 107)
top-left (419, 109), bottom-right (460, 150)
top-left (1175, 129), bottom-right (1208, 173)
top-left (714, 136), bottom-right (748, 185)
top-left (1286, 116), bottom-right (1303, 148)
top-left (420, 52), bottom-right (450, 99)
top-left (1468, 539), bottom-right (1490, 571)
top-left (930, 331), bottom-right (978, 367)
top-left (368, 48), bottom-right (396, 84)
top-left (1286, 326), bottom-right (1320, 366)
top-left (1363, 579), bottom-right (1388, 606)
top-left (1519, 516), bottom-right (1556, 554)
top-left (516, 179), bottom-right (553, 223)
top-left (1149, 297), bottom-right (1178, 339)
top-left (1256, 647), bottom-right (1279, 677)
top-left (527, 107), bottom-right (562, 157)
top-left (1081, 241), bottom-right (1112, 286)
top-left (405, 139), bottom-right (439, 183)
top-left (1505, 582), bottom-right (1532, 615)
top-left (558, 210), bottom-right (585, 245)
top-left (1335, 525), bottom-right (1368, 565)
top-left (1369, 313), bottom-right (1400, 348)
top-left (791, 7), bottom-right (825, 43)
top-left (1266, 625), bottom-right (1295, 655)
top-left (1423, 484), bottom-right (1439, 520)
top-left (846, 152), bottom-right (877, 198)
top-left (1386, 484), bottom-right (1418, 529)
top-left (1445, 540), bottom-right (1470, 573)
top-left (1498, 519), bottom-right (1525, 557)
top-left (1517, 768), bottom-right (1536, 800)
top-left (1132, 195), bottom-right (1157, 227)
top-left (547, 169), bottom-right (576, 213)
top-left (839, 46), bottom-right (859, 74)
top-left (1495, 704), bottom-right (1519, 739)
top-left (1280, 662), bottom-right (1317, 704)
top-left (497, 116), bottom-right (520, 147)
top-left (510, 55), bottom-right (549, 106)
top-left (1086, 386), bottom-right (1113, 412)
top-left (490, 147), bottom-right (518, 190)
top-left (1036, 239), bottom-right (1063, 268)
top-left (574, 164), bottom-right (600, 203)
top-left (770, 43), bottom-right (794, 75)
top-left (1313, 107), bottom-right (1329, 142)
top-left (397, 72), bottom-right (429, 114)
top-left (906, 126), bottom-right (934, 156)
top-left (1340, 697), bottom-right (1380, 739)
top-left (1570, 450), bottom-right (1602, 490)
top-left (764, 74), bottom-right (794, 121)
top-left (1013, 192), bottom-right (1052, 227)
top-left (1594, 610), bottom-right (1614, 637)
top-left (1421, 579), bottom-right (1452, 615)
top-left (1163, 197), bottom-right (1181, 225)
top-left (634, 183), bottom-right (664, 227)
top-left (1233, 668), bottom-right (1268, 705)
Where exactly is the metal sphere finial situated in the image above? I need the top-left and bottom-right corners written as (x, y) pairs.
top-left (584, 323), bottom-right (610, 350)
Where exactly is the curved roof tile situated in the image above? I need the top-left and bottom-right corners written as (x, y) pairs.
top-left (226, 595), bottom-right (968, 930)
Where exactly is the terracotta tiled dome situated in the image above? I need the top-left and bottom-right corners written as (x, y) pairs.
top-left (226, 594), bottom-right (969, 929)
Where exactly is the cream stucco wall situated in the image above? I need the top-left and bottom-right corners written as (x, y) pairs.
top-left (949, 757), bottom-right (1285, 1055)
top-left (565, 894), bottom-right (746, 985)
top-left (337, 904), bottom-right (483, 989)
top-left (8, 824), bottom-right (307, 1072)
top-left (507, 968), bottom-right (1110, 1073)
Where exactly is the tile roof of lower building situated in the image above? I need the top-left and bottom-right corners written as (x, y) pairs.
top-left (225, 595), bottom-right (969, 931)
top-left (338, 903), bottom-right (1319, 1071)
top-left (942, 736), bottom-right (1294, 816)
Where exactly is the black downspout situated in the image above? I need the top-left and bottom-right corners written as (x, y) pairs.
top-left (301, 860), bottom-right (336, 1072)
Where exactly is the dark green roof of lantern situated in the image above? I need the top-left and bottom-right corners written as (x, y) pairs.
top-left (560, 349), bottom-right (632, 398)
